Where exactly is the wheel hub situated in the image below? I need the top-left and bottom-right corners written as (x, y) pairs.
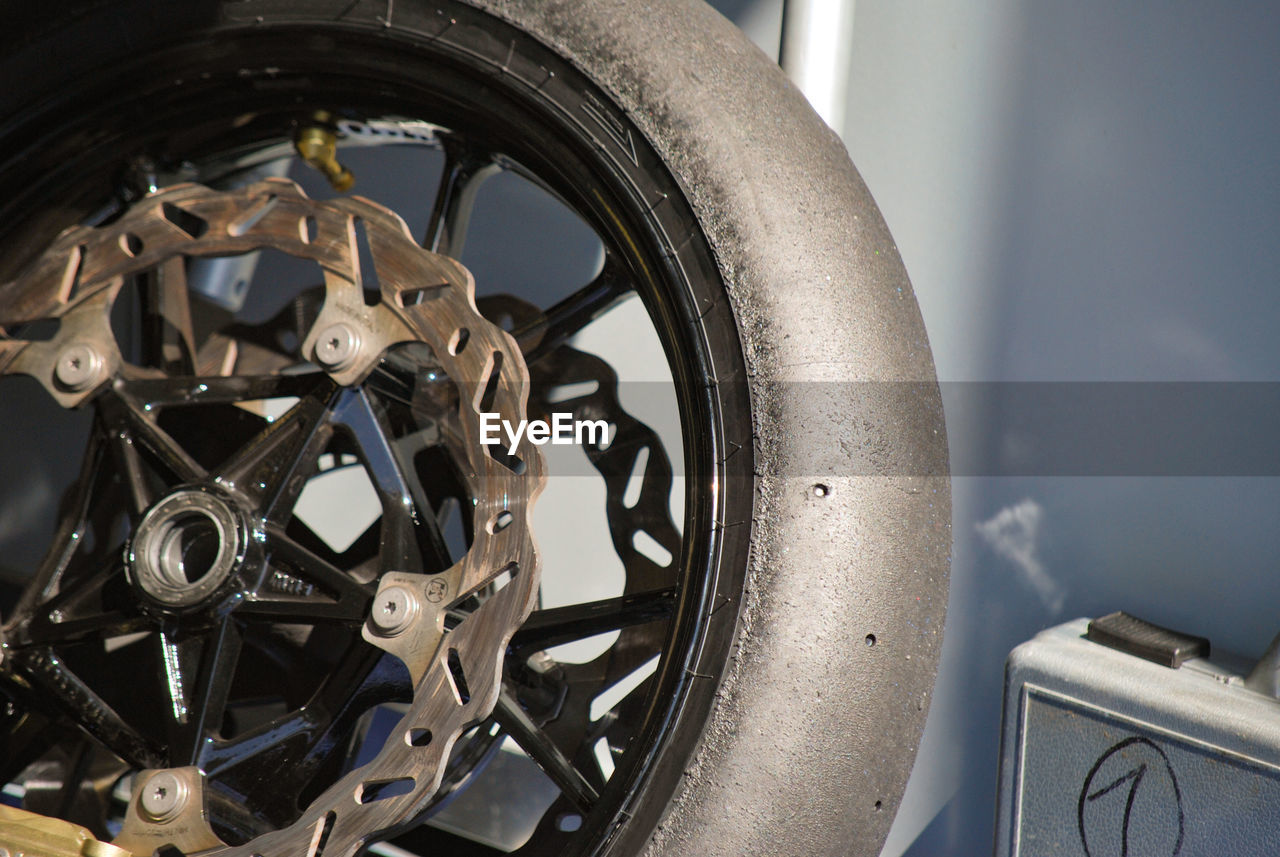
top-left (128, 489), bottom-right (247, 609)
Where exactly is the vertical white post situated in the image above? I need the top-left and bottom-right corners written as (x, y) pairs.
top-left (779, 0), bottom-right (857, 138)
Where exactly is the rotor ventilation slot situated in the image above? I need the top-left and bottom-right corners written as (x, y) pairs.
top-left (120, 233), bottom-right (144, 257)
top-left (160, 202), bottom-right (209, 239)
top-left (352, 217), bottom-right (381, 305)
top-left (396, 280), bottom-right (449, 306)
top-left (446, 562), bottom-right (518, 614)
top-left (446, 648), bottom-right (472, 705)
top-left (407, 728), bottom-right (433, 747)
top-left (448, 328), bottom-right (470, 355)
top-left (11, 317), bottom-right (60, 342)
top-left (307, 812), bottom-right (336, 857)
top-left (357, 777), bottom-right (415, 804)
top-left (436, 495), bottom-right (469, 562)
top-left (478, 351), bottom-right (503, 413)
top-left (57, 244), bottom-right (85, 303)
top-left (486, 442), bottom-right (526, 474)
top-left (227, 193), bottom-right (279, 237)
top-left (301, 215), bottom-right (318, 244)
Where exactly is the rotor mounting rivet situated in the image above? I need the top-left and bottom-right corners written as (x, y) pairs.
top-left (54, 343), bottom-right (104, 391)
top-left (139, 771), bottom-right (188, 823)
top-left (370, 584), bottom-right (420, 637)
top-left (314, 322), bottom-right (360, 371)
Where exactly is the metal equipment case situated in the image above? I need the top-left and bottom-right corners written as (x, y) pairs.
top-left (996, 617), bottom-right (1280, 856)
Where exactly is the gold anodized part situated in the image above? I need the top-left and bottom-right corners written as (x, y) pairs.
top-left (294, 124), bottom-right (355, 192)
top-left (0, 804), bottom-right (132, 857)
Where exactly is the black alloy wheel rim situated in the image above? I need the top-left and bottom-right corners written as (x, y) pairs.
top-left (0, 11), bottom-right (751, 857)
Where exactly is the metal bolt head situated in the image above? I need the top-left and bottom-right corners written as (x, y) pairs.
top-left (139, 771), bottom-right (188, 822)
top-left (314, 322), bottom-right (360, 371)
top-left (54, 343), bottom-right (103, 391)
top-left (370, 584), bottom-right (419, 637)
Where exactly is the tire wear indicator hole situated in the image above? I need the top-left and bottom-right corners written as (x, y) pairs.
top-left (865, 634), bottom-right (876, 647)
top-left (813, 483), bottom-right (830, 498)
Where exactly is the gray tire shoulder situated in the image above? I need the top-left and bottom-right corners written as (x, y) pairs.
top-left (465, 2), bottom-right (951, 855)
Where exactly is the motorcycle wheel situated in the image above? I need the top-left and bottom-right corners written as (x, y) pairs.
top-left (0, 2), bottom-right (950, 856)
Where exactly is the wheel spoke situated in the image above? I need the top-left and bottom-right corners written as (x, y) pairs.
top-left (386, 825), bottom-right (507, 856)
top-left (357, 380), bottom-right (455, 573)
top-left (510, 587), bottom-right (677, 654)
top-left (213, 374), bottom-right (340, 519)
top-left (201, 647), bottom-right (406, 827)
top-left (236, 595), bottom-right (370, 624)
top-left (21, 609), bottom-right (147, 647)
top-left (330, 388), bottom-right (438, 571)
top-left (262, 526), bottom-right (376, 607)
top-left (99, 388), bottom-right (207, 484)
top-left (9, 430), bottom-right (107, 619)
top-left (167, 618), bottom-right (244, 765)
top-left (492, 689), bottom-right (598, 812)
top-left (0, 698), bottom-right (60, 787)
top-left (142, 257), bottom-right (198, 375)
top-left (5, 647), bottom-right (163, 769)
top-left (422, 138), bottom-right (498, 258)
top-left (200, 710), bottom-right (315, 778)
top-left (513, 252), bottom-right (633, 363)
top-left (120, 372), bottom-right (323, 407)
top-left (108, 427), bottom-right (153, 514)
top-left (11, 553), bottom-right (145, 649)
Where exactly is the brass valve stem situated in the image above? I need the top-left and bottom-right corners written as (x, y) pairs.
top-left (294, 126), bottom-right (354, 192)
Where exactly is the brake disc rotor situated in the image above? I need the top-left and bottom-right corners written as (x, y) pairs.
top-left (0, 178), bottom-right (545, 856)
